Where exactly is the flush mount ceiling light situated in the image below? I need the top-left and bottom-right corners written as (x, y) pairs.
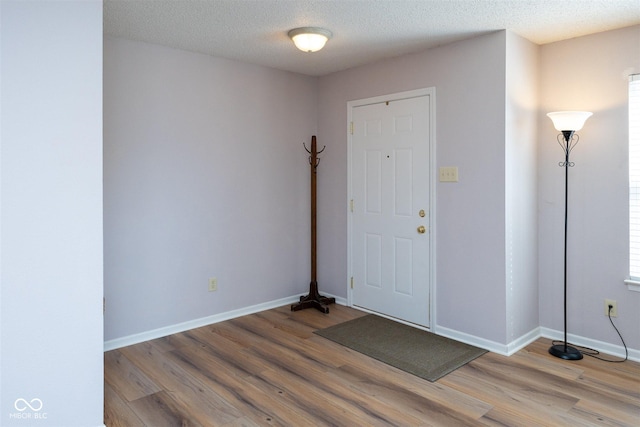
top-left (288, 27), bottom-right (332, 52)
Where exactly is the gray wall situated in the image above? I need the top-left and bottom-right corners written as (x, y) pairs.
top-left (538, 25), bottom-right (640, 351)
top-left (103, 25), bottom-right (640, 356)
top-left (103, 37), bottom-right (318, 341)
top-left (0, 1), bottom-right (104, 425)
top-left (505, 31), bottom-right (540, 345)
top-left (317, 31), bottom-right (519, 345)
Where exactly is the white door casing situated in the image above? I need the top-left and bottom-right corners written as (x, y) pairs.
top-left (348, 88), bottom-right (435, 328)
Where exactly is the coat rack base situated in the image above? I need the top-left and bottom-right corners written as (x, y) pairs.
top-left (291, 281), bottom-right (335, 313)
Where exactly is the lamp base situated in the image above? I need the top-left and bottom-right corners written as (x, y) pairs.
top-left (549, 343), bottom-right (583, 360)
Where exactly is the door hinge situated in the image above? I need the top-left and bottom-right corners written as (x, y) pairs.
top-left (350, 199), bottom-right (354, 212)
top-left (350, 121), bottom-right (354, 135)
top-left (350, 277), bottom-right (354, 289)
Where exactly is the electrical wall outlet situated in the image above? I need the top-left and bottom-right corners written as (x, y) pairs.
top-left (604, 299), bottom-right (617, 317)
top-left (208, 277), bottom-right (218, 292)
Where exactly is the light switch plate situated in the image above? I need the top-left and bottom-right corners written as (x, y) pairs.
top-left (439, 166), bottom-right (459, 182)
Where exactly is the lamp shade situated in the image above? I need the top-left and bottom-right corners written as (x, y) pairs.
top-left (547, 111), bottom-right (592, 131)
top-left (288, 27), bottom-right (332, 52)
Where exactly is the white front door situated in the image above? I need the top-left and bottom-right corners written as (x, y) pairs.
top-left (349, 89), bottom-right (433, 328)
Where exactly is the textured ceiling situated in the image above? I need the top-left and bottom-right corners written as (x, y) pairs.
top-left (104, 0), bottom-right (640, 76)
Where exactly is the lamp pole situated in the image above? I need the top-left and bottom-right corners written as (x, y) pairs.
top-left (546, 111), bottom-right (591, 360)
top-left (547, 130), bottom-right (583, 359)
top-left (548, 128), bottom-right (583, 360)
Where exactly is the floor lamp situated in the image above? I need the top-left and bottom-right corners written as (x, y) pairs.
top-left (546, 111), bottom-right (592, 360)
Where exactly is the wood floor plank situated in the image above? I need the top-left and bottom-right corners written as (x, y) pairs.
top-left (251, 362), bottom-right (416, 426)
top-left (306, 329), bottom-right (493, 421)
top-left (230, 312), bottom-right (347, 371)
top-left (248, 345), bottom-right (426, 426)
top-left (478, 406), bottom-right (579, 427)
top-left (221, 417), bottom-right (262, 427)
top-left (284, 303), bottom-right (366, 330)
top-left (104, 349), bottom-right (161, 402)
top-left (442, 365), bottom-right (580, 425)
top-left (255, 322), bottom-right (364, 370)
top-left (461, 350), bottom-right (640, 412)
top-left (572, 396), bottom-right (640, 426)
top-left (244, 368), bottom-right (364, 427)
top-left (119, 341), bottom-right (243, 426)
top-left (251, 309), bottom-right (317, 340)
top-left (238, 314), bottom-right (481, 426)
top-left (332, 362), bottom-right (492, 422)
top-left (181, 328), bottom-right (272, 378)
top-left (506, 342), bottom-right (586, 381)
top-left (206, 320), bottom-right (269, 349)
top-left (105, 304), bottom-right (640, 427)
top-left (443, 354), bottom-right (581, 409)
top-left (129, 391), bottom-right (204, 427)
top-left (104, 382), bottom-right (146, 427)
top-left (165, 343), bottom-right (320, 426)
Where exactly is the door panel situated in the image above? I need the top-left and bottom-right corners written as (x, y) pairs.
top-left (351, 94), bottom-right (431, 327)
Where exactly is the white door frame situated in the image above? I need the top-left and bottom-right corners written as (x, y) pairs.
top-left (347, 87), bottom-right (437, 329)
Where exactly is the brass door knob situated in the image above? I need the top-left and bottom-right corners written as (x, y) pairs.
top-left (417, 225), bottom-right (426, 234)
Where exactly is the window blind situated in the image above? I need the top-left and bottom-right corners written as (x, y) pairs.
top-left (629, 74), bottom-right (640, 279)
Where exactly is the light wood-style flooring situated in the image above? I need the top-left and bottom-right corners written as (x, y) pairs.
top-left (104, 304), bottom-right (640, 426)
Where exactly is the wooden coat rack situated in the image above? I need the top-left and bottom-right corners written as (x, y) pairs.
top-left (291, 136), bottom-right (335, 313)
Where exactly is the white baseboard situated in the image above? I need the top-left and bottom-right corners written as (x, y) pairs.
top-left (328, 294), bottom-right (348, 306)
top-left (104, 292), bottom-right (346, 352)
top-left (433, 325), bottom-right (535, 355)
top-left (105, 295), bottom-right (637, 363)
top-left (540, 327), bottom-right (640, 362)
top-left (505, 327), bottom-right (543, 356)
top-left (435, 324), bottom-right (639, 362)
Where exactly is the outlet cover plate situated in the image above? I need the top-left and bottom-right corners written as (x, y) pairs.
top-left (604, 299), bottom-right (617, 317)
